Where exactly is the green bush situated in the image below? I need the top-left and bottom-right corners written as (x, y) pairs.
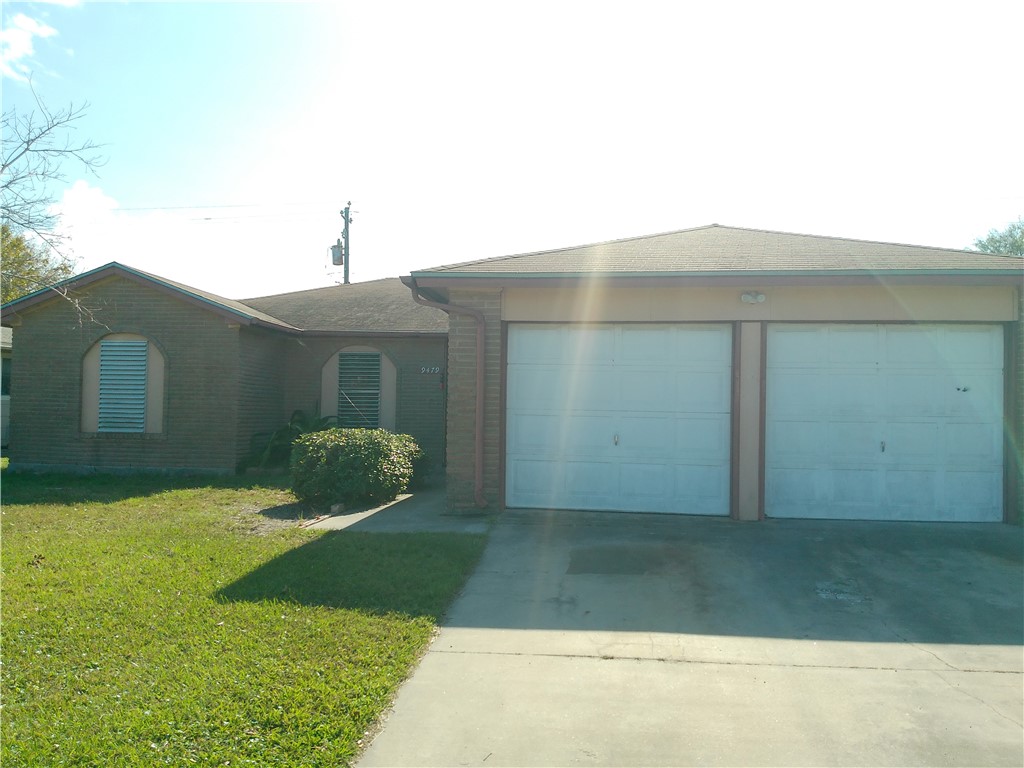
top-left (290, 428), bottom-right (423, 507)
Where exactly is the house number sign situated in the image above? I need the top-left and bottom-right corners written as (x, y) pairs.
top-left (420, 366), bottom-right (441, 374)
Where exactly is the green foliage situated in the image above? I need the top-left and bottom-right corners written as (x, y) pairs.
top-left (251, 408), bottom-right (338, 469)
top-left (973, 217), bottom-right (1024, 256)
top-left (291, 428), bottom-right (423, 507)
top-left (0, 223), bottom-right (74, 304)
top-left (0, 471), bottom-right (485, 767)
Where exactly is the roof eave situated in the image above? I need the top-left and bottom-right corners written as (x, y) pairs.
top-left (0, 262), bottom-right (298, 331)
top-left (410, 270), bottom-right (1023, 289)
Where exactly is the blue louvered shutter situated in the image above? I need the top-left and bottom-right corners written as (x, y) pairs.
top-left (338, 353), bottom-right (381, 428)
top-left (98, 340), bottom-right (148, 433)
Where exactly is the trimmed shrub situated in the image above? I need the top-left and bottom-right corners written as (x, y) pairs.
top-left (290, 428), bottom-right (423, 507)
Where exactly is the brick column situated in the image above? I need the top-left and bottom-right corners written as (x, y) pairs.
top-left (445, 289), bottom-right (503, 511)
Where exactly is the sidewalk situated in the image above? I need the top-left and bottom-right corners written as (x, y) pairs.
top-left (306, 485), bottom-right (490, 535)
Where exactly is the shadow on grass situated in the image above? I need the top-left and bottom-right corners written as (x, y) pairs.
top-left (216, 530), bottom-right (487, 619)
top-left (257, 501), bottom-right (311, 522)
top-left (0, 469), bottom-right (292, 505)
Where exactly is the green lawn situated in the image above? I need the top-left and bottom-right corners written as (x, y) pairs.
top-left (1, 471), bottom-right (485, 767)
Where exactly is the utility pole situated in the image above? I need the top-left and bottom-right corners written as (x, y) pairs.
top-left (330, 201), bottom-right (353, 284)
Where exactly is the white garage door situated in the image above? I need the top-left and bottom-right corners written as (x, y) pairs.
top-left (506, 324), bottom-right (732, 514)
top-left (766, 324), bottom-right (1004, 521)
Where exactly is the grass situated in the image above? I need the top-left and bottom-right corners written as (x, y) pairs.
top-left (1, 470), bottom-right (486, 767)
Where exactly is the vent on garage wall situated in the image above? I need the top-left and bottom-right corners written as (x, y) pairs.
top-left (98, 339), bottom-right (148, 433)
top-left (338, 352), bottom-right (381, 428)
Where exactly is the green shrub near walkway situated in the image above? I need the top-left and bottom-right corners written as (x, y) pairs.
top-left (0, 471), bottom-right (485, 767)
top-left (291, 428), bottom-right (423, 507)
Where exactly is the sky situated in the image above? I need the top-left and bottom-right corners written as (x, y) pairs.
top-left (2, 0), bottom-right (1022, 300)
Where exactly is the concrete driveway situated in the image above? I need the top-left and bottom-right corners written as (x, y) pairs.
top-left (358, 509), bottom-right (1023, 767)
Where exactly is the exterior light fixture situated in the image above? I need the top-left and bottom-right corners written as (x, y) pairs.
top-left (740, 291), bottom-right (766, 304)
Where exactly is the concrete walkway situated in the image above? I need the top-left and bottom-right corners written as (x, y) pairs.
top-left (358, 507), bottom-right (1023, 767)
top-left (306, 485), bottom-right (490, 534)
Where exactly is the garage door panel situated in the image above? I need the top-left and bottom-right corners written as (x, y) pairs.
top-left (832, 468), bottom-right (883, 505)
top-left (885, 327), bottom-right (941, 364)
top-left (884, 422), bottom-right (942, 463)
top-left (825, 373), bottom-right (881, 416)
top-left (620, 463), bottom-right (673, 499)
top-left (565, 462), bottom-right (617, 496)
top-left (506, 366), bottom-right (568, 405)
top-left (671, 326), bottom-right (733, 363)
top-left (565, 326), bottom-right (616, 364)
top-left (769, 420), bottom-right (826, 461)
top-left (770, 326), bottom-right (828, 364)
top-left (946, 375), bottom-right (1002, 420)
top-left (675, 465), bottom-right (730, 505)
top-left (619, 327), bottom-right (672, 362)
top-left (507, 326), bottom-right (564, 363)
top-left (675, 370), bottom-right (732, 412)
top-left (506, 323), bottom-right (731, 515)
top-left (946, 422), bottom-right (1001, 462)
top-left (509, 459), bottom-right (562, 496)
top-left (619, 369), bottom-right (674, 410)
top-left (942, 326), bottom-right (1004, 365)
top-left (507, 413), bottom-right (562, 452)
top-left (827, 421), bottom-right (881, 460)
top-left (619, 417), bottom-right (673, 456)
top-left (769, 371), bottom-right (826, 417)
top-left (766, 324), bottom-right (1003, 522)
top-left (674, 416), bottom-right (730, 460)
top-left (885, 470), bottom-right (936, 507)
top-left (886, 374), bottom-right (943, 417)
top-left (827, 327), bottom-right (881, 365)
top-left (562, 415), bottom-right (616, 455)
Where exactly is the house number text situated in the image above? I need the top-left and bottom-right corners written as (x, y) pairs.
top-left (420, 366), bottom-right (441, 374)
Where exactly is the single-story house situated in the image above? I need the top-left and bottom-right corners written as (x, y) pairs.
top-left (0, 263), bottom-right (448, 474)
top-left (1, 325), bottom-right (11, 447)
top-left (404, 224), bottom-right (1023, 523)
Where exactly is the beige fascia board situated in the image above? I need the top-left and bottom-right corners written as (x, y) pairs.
top-left (409, 273), bottom-right (1023, 289)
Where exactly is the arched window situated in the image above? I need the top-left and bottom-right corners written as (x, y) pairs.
top-left (82, 333), bottom-right (165, 433)
top-left (320, 346), bottom-right (396, 430)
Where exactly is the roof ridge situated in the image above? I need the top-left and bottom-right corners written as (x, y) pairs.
top-left (242, 276), bottom-right (401, 303)
top-left (415, 225), bottom-right (724, 272)
top-left (415, 224), bottom-right (1024, 274)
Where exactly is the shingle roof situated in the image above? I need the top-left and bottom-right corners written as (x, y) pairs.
top-left (2, 264), bottom-right (447, 335)
top-left (122, 264), bottom-right (301, 329)
top-left (414, 225), bottom-right (1023, 277)
top-left (242, 278), bottom-right (448, 334)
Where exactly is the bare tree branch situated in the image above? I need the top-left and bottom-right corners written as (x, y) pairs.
top-left (1, 79), bottom-right (107, 310)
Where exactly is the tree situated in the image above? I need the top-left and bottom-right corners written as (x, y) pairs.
top-left (973, 218), bottom-right (1024, 256)
top-left (1, 85), bottom-right (104, 303)
top-left (1, 224), bottom-right (74, 303)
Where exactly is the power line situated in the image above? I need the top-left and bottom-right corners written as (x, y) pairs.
top-left (116, 201), bottom-right (336, 212)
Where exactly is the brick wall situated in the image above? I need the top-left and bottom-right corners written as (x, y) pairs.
top-left (281, 335), bottom-right (447, 476)
top-left (236, 327), bottom-right (290, 465)
top-left (445, 289), bottom-right (503, 510)
top-left (8, 276), bottom-right (241, 472)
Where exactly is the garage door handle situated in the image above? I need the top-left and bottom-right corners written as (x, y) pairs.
top-left (614, 434), bottom-right (619, 446)
top-left (881, 441), bottom-right (885, 453)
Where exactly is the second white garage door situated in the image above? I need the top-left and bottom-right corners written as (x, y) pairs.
top-left (506, 324), bottom-right (732, 514)
top-left (766, 324), bottom-right (1004, 522)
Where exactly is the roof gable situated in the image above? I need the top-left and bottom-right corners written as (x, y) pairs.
top-left (1, 262), bottom-right (299, 330)
top-left (413, 225), bottom-right (1023, 277)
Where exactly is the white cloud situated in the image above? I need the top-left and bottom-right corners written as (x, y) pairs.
top-left (0, 13), bottom-right (57, 81)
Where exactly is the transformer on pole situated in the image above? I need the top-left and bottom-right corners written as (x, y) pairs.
top-left (329, 201), bottom-right (353, 284)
